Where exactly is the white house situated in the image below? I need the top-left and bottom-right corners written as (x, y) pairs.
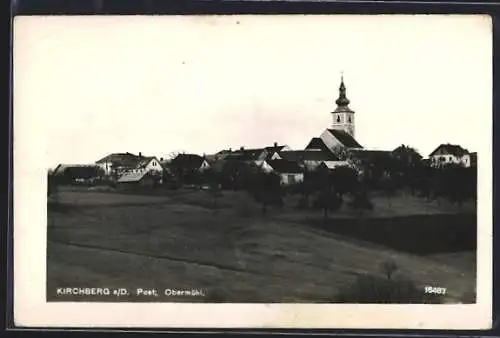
top-left (95, 152), bottom-right (163, 177)
top-left (428, 144), bottom-right (472, 168)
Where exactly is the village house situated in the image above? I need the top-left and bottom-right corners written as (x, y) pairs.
top-left (169, 154), bottom-right (211, 174)
top-left (52, 164), bottom-right (104, 184)
top-left (95, 152), bottom-right (163, 178)
top-left (428, 144), bottom-right (473, 168)
top-left (269, 149), bottom-right (348, 171)
top-left (267, 159), bottom-right (305, 186)
top-left (218, 143), bottom-right (291, 167)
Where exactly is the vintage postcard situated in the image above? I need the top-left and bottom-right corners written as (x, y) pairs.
top-left (13, 14), bottom-right (492, 329)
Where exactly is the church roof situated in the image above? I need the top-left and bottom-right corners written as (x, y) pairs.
top-left (305, 137), bottom-right (332, 152)
top-left (326, 129), bottom-right (363, 149)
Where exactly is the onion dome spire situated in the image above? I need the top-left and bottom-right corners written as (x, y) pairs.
top-left (335, 72), bottom-right (350, 107)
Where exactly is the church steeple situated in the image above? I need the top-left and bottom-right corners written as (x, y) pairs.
top-left (331, 73), bottom-right (356, 137)
top-left (335, 73), bottom-right (350, 107)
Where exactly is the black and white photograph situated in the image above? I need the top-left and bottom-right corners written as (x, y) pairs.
top-left (14, 14), bottom-right (492, 329)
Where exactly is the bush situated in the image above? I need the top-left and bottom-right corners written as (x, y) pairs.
top-left (335, 274), bottom-right (442, 304)
top-left (296, 196), bottom-right (310, 210)
top-left (335, 260), bottom-right (442, 304)
top-left (348, 192), bottom-right (374, 211)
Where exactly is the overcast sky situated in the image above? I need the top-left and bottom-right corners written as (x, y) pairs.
top-left (14, 15), bottom-right (492, 169)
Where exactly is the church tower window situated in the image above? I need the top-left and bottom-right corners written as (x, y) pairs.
top-left (337, 115), bottom-right (341, 123)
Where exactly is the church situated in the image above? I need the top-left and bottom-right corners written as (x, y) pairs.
top-left (302, 75), bottom-right (392, 169)
top-left (305, 76), bottom-right (363, 154)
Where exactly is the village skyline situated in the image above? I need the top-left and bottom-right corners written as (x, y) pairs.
top-left (14, 15), bottom-right (491, 169)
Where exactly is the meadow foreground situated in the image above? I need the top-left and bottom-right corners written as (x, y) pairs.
top-left (47, 188), bottom-right (476, 303)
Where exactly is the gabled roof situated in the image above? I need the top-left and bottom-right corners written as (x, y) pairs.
top-left (96, 152), bottom-right (139, 166)
top-left (278, 150), bottom-right (339, 162)
top-left (170, 154), bottom-right (207, 170)
top-left (135, 156), bottom-right (160, 169)
top-left (326, 129), bottom-right (363, 148)
top-left (267, 160), bottom-right (303, 174)
top-left (305, 137), bottom-right (332, 153)
top-left (117, 170), bottom-right (149, 183)
top-left (429, 144), bottom-right (469, 157)
top-left (96, 152), bottom-right (161, 170)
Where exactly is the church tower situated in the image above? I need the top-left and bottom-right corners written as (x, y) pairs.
top-left (331, 74), bottom-right (355, 137)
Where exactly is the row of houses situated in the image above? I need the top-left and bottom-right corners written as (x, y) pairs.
top-left (51, 138), bottom-right (476, 189)
top-left (51, 77), bottom-right (476, 187)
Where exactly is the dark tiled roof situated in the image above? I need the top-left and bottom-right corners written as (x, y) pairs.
top-left (220, 144), bottom-right (287, 162)
top-left (96, 153), bottom-right (160, 170)
top-left (224, 149), bottom-right (267, 161)
top-left (264, 145), bottom-right (287, 153)
top-left (170, 154), bottom-right (206, 170)
top-left (429, 144), bottom-right (469, 157)
top-left (305, 137), bottom-right (331, 152)
top-left (279, 150), bottom-right (339, 161)
top-left (349, 149), bottom-right (392, 163)
top-left (327, 129), bottom-right (363, 148)
top-left (53, 164), bottom-right (102, 178)
top-left (268, 160), bottom-right (303, 174)
top-left (96, 152), bottom-right (141, 167)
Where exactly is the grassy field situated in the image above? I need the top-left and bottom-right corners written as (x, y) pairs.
top-left (47, 187), bottom-right (476, 303)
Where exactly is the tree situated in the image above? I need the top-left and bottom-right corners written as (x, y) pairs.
top-left (391, 145), bottom-right (423, 171)
top-left (391, 145), bottom-right (424, 193)
top-left (380, 174), bottom-right (398, 207)
top-left (252, 170), bottom-right (283, 215)
top-left (330, 165), bottom-right (359, 200)
top-left (348, 190), bottom-right (374, 216)
top-left (203, 168), bottom-right (223, 210)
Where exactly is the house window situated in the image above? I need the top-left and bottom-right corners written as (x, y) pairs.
top-left (288, 174), bottom-right (296, 184)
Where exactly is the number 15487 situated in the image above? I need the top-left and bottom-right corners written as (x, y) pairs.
top-left (424, 286), bottom-right (446, 295)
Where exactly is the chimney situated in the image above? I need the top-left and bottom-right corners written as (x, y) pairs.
top-left (139, 152), bottom-right (142, 157)
top-left (240, 146), bottom-right (244, 151)
top-left (229, 148), bottom-right (232, 152)
top-left (274, 142), bottom-right (278, 147)
top-left (160, 157), bottom-right (164, 162)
